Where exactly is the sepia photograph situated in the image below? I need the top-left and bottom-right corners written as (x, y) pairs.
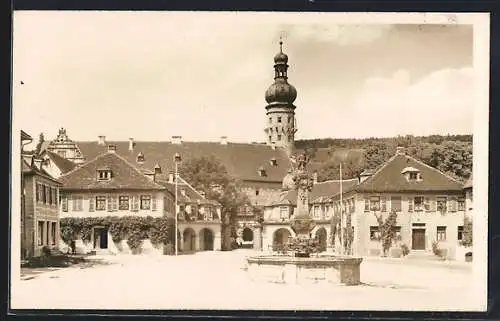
top-left (10, 11), bottom-right (489, 311)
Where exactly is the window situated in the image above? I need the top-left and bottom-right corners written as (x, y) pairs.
top-left (51, 222), bottom-right (57, 245)
top-left (52, 188), bottom-right (57, 206)
top-left (61, 195), bottom-right (68, 212)
top-left (280, 206), bottom-right (289, 219)
top-left (370, 196), bottom-right (380, 211)
top-left (392, 226), bottom-right (402, 241)
top-left (72, 195), bottom-right (83, 211)
top-left (437, 226), bottom-right (447, 241)
top-left (118, 195), bottom-right (129, 210)
top-left (48, 187), bottom-right (52, 205)
top-left (38, 221), bottom-right (44, 246)
top-left (268, 136), bottom-right (272, 142)
top-left (96, 196), bottom-right (106, 211)
top-left (370, 226), bottom-right (381, 241)
top-left (205, 207), bottom-right (213, 221)
top-left (277, 135), bottom-right (282, 141)
top-left (152, 195), bottom-right (157, 211)
top-left (41, 184), bottom-right (47, 203)
top-left (364, 198), bottom-right (370, 212)
top-left (277, 116), bottom-right (282, 123)
top-left (140, 195), bottom-right (151, 210)
top-left (313, 205), bottom-right (321, 218)
top-left (436, 197), bottom-right (447, 213)
top-left (391, 196), bottom-right (402, 212)
top-left (414, 196), bottom-right (424, 212)
top-left (458, 197), bottom-right (465, 211)
top-left (97, 170), bottom-right (112, 181)
top-left (409, 172), bottom-right (418, 180)
top-left (35, 184), bottom-right (40, 202)
top-left (457, 226), bottom-right (464, 241)
top-left (255, 189), bottom-right (260, 196)
top-left (269, 117), bottom-right (272, 124)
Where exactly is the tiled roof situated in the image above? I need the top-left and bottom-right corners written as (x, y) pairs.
top-left (58, 151), bottom-right (165, 191)
top-left (22, 157), bottom-right (62, 185)
top-left (71, 141), bottom-right (291, 183)
top-left (464, 174), bottom-right (473, 189)
top-left (44, 151), bottom-right (77, 174)
top-left (354, 153), bottom-right (464, 193)
top-left (266, 178), bottom-right (359, 206)
top-left (157, 177), bottom-right (219, 206)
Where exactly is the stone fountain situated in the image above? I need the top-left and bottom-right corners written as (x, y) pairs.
top-left (246, 153), bottom-right (363, 285)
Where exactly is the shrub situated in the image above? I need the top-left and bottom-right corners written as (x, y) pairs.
top-left (461, 216), bottom-right (473, 247)
top-left (401, 244), bottom-right (410, 256)
top-left (432, 241), bottom-right (440, 256)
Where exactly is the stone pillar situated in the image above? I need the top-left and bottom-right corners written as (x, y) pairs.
top-left (178, 230), bottom-right (183, 252)
top-left (43, 221), bottom-right (48, 246)
top-left (253, 227), bottom-right (262, 251)
top-left (214, 230), bottom-right (222, 251)
top-left (55, 221), bottom-right (60, 247)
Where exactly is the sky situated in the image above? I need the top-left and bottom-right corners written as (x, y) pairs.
top-left (12, 11), bottom-right (475, 145)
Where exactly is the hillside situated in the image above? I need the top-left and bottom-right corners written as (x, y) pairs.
top-left (295, 134), bottom-right (473, 183)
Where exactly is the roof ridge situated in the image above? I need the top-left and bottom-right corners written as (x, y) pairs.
top-left (316, 178), bottom-right (359, 184)
top-left (59, 152), bottom-right (109, 178)
top-left (404, 154), bottom-right (463, 185)
top-left (177, 176), bottom-right (207, 200)
top-left (111, 152), bottom-right (165, 190)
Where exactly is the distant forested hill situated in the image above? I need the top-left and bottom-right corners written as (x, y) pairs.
top-left (295, 134), bottom-right (473, 183)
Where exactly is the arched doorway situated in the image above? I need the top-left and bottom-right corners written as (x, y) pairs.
top-left (241, 227), bottom-right (254, 249)
top-left (183, 228), bottom-right (196, 252)
top-left (315, 227), bottom-right (327, 252)
top-left (273, 228), bottom-right (291, 252)
top-left (199, 228), bottom-right (214, 251)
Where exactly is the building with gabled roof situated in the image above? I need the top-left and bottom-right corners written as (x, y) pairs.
top-left (21, 130), bottom-right (62, 259)
top-left (57, 145), bottom-right (222, 254)
top-left (39, 150), bottom-right (77, 179)
top-left (328, 147), bottom-right (467, 258)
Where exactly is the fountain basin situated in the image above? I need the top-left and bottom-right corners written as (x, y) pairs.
top-left (246, 255), bottom-right (362, 285)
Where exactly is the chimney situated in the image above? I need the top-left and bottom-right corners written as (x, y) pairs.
top-left (271, 142), bottom-right (276, 150)
top-left (171, 136), bottom-right (182, 145)
top-left (168, 171), bottom-right (174, 183)
top-left (199, 190), bottom-right (206, 198)
top-left (220, 136), bottom-right (228, 145)
top-left (396, 146), bottom-right (405, 155)
top-left (154, 163), bottom-right (162, 175)
top-left (98, 135), bottom-right (106, 145)
top-left (107, 144), bottom-right (117, 153)
top-left (313, 171), bottom-right (318, 184)
top-left (359, 169), bottom-right (374, 183)
top-left (129, 138), bottom-right (134, 152)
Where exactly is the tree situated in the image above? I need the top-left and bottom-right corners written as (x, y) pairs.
top-left (180, 156), bottom-right (251, 251)
top-left (373, 210), bottom-right (398, 257)
top-left (362, 141), bottom-right (395, 170)
top-left (35, 133), bottom-right (45, 156)
top-left (317, 155), bottom-right (365, 181)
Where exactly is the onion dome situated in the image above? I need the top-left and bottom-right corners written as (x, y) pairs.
top-left (274, 51), bottom-right (288, 64)
top-left (265, 79), bottom-right (297, 104)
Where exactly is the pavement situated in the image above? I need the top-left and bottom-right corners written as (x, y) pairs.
top-left (11, 249), bottom-right (485, 311)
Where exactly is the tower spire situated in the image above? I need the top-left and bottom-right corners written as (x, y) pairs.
top-left (279, 36), bottom-right (283, 53)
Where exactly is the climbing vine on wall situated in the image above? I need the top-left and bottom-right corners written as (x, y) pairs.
top-left (59, 216), bottom-right (175, 252)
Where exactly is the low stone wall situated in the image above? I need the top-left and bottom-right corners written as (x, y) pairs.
top-left (247, 256), bottom-right (363, 285)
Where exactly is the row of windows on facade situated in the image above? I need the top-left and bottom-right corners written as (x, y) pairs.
top-left (369, 225), bottom-right (464, 242)
top-left (37, 220), bottom-right (58, 246)
top-left (178, 204), bottom-right (217, 221)
top-left (362, 195), bottom-right (467, 213)
top-left (268, 134), bottom-right (292, 142)
top-left (35, 183), bottom-right (58, 206)
top-left (269, 115), bottom-right (293, 124)
top-left (61, 195), bottom-right (158, 212)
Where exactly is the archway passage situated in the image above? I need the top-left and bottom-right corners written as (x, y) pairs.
top-left (183, 228), bottom-right (196, 252)
top-left (273, 228), bottom-right (291, 251)
top-left (315, 227), bottom-right (327, 252)
top-left (242, 228), bottom-right (254, 242)
top-left (200, 228), bottom-right (214, 251)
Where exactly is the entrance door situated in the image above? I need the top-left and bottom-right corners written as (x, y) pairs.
top-left (412, 228), bottom-right (426, 250)
top-left (94, 228), bottom-right (108, 249)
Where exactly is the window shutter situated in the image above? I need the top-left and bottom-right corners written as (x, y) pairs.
top-left (408, 197), bottom-right (413, 212)
top-left (449, 198), bottom-right (457, 212)
top-left (381, 197), bottom-right (387, 212)
top-left (152, 194), bottom-right (157, 211)
top-left (364, 198), bottom-right (369, 212)
top-left (132, 196), bottom-right (139, 211)
top-left (89, 195), bottom-right (94, 212)
top-left (62, 195), bottom-right (68, 212)
top-left (431, 198), bottom-right (437, 212)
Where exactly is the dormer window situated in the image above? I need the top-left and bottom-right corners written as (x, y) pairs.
top-left (270, 158), bottom-right (277, 166)
top-left (97, 168), bottom-right (112, 181)
top-left (136, 152), bottom-right (145, 163)
top-left (258, 167), bottom-right (266, 177)
top-left (401, 167), bottom-right (422, 182)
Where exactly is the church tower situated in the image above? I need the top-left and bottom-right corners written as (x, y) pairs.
top-left (264, 39), bottom-right (297, 154)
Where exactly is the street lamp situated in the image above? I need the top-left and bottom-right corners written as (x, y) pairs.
top-left (174, 153), bottom-right (182, 256)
